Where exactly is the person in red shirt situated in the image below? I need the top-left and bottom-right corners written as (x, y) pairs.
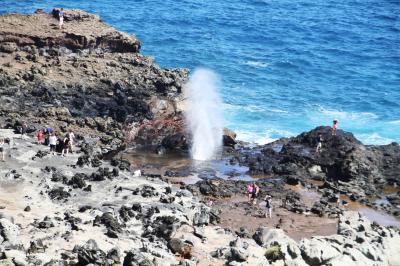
top-left (37, 130), bottom-right (43, 144)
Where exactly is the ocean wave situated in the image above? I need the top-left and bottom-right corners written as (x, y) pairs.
top-left (266, 108), bottom-right (288, 114)
top-left (235, 128), bottom-right (295, 145)
top-left (312, 105), bottom-right (379, 122)
top-left (356, 133), bottom-right (395, 145)
top-left (388, 120), bottom-right (400, 125)
top-left (242, 60), bottom-right (269, 68)
top-left (224, 103), bottom-right (288, 114)
top-left (223, 103), bottom-right (266, 113)
top-left (236, 131), bottom-right (277, 145)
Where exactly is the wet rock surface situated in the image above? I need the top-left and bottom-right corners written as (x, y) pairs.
top-left (1, 124), bottom-right (400, 266)
top-left (225, 126), bottom-right (400, 217)
top-left (0, 8), bottom-right (399, 266)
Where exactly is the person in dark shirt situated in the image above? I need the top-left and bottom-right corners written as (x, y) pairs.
top-left (265, 195), bottom-right (272, 218)
top-left (316, 134), bottom-right (323, 153)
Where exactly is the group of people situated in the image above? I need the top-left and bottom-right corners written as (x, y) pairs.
top-left (37, 128), bottom-right (75, 156)
top-left (315, 119), bottom-right (339, 153)
top-left (244, 119), bottom-right (339, 219)
top-left (0, 124), bottom-right (75, 161)
top-left (247, 183), bottom-right (273, 218)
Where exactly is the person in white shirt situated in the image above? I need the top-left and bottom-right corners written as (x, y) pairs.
top-left (68, 130), bottom-right (75, 153)
top-left (49, 134), bottom-right (57, 155)
top-left (59, 8), bottom-right (64, 30)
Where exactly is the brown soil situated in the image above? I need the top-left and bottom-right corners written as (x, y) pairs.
top-left (215, 195), bottom-right (338, 242)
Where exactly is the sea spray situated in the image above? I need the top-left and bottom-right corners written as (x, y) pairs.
top-left (185, 69), bottom-right (223, 161)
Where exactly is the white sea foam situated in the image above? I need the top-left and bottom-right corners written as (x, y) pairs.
top-left (185, 68), bottom-right (223, 161)
top-left (235, 128), bottom-right (295, 145)
top-left (235, 131), bottom-right (276, 145)
top-left (356, 133), bottom-right (395, 145)
top-left (223, 103), bottom-right (287, 114)
top-left (242, 60), bottom-right (269, 68)
top-left (266, 108), bottom-right (288, 114)
top-left (315, 105), bottom-right (379, 122)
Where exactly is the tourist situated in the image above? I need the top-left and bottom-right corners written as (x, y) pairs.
top-left (37, 129), bottom-right (43, 144)
top-left (250, 182), bottom-right (260, 205)
top-left (45, 127), bottom-right (54, 146)
top-left (56, 136), bottom-right (64, 154)
top-left (43, 129), bottom-right (49, 146)
top-left (206, 197), bottom-right (213, 207)
top-left (265, 195), bottom-right (272, 218)
top-left (59, 8), bottom-right (64, 29)
top-left (68, 130), bottom-right (75, 153)
top-left (247, 183), bottom-right (254, 203)
top-left (49, 134), bottom-right (57, 155)
top-left (61, 137), bottom-right (70, 157)
top-left (332, 119), bottom-right (338, 136)
top-left (20, 122), bottom-right (27, 138)
top-left (315, 134), bottom-right (323, 153)
top-left (0, 138), bottom-right (5, 161)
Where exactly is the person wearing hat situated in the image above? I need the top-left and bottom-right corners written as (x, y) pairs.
top-left (265, 195), bottom-right (272, 218)
top-left (332, 119), bottom-right (338, 136)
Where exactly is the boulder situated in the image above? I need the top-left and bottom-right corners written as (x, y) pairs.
top-left (299, 237), bottom-right (342, 265)
top-left (223, 128), bottom-right (237, 147)
top-left (123, 250), bottom-right (154, 266)
top-left (74, 239), bottom-right (108, 266)
top-left (0, 218), bottom-right (20, 246)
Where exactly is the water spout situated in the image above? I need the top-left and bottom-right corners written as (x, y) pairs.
top-left (185, 68), bottom-right (223, 161)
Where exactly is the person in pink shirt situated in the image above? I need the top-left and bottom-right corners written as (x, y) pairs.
top-left (332, 119), bottom-right (338, 136)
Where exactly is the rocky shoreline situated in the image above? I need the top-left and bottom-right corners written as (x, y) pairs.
top-left (0, 8), bottom-right (400, 266)
top-left (0, 8), bottom-right (188, 154)
top-left (0, 129), bottom-right (399, 265)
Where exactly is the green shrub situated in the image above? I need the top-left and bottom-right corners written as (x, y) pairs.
top-left (265, 244), bottom-right (283, 262)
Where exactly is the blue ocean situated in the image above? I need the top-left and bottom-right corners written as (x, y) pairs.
top-left (1, 0), bottom-right (399, 144)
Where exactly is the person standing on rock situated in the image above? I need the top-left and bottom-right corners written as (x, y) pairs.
top-left (265, 195), bottom-right (272, 218)
top-left (61, 137), bottom-right (70, 157)
top-left (37, 130), bottom-right (43, 144)
top-left (250, 182), bottom-right (260, 205)
top-left (49, 134), bottom-right (57, 155)
top-left (68, 130), bottom-right (75, 153)
top-left (20, 122), bottom-right (27, 138)
top-left (0, 138), bottom-right (5, 161)
top-left (58, 8), bottom-right (64, 30)
top-left (315, 134), bottom-right (323, 153)
top-left (247, 183), bottom-right (254, 203)
top-left (332, 119), bottom-right (338, 136)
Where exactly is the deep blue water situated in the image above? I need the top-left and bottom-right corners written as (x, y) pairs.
top-left (1, 0), bottom-right (399, 144)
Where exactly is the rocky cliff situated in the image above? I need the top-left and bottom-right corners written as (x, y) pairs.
top-left (0, 9), bottom-right (188, 152)
top-left (230, 126), bottom-right (400, 217)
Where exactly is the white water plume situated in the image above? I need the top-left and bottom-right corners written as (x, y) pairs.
top-left (185, 69), bottom-right (223, 161)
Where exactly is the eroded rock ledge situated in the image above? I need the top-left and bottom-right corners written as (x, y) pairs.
top-left (0, 9), bottom-right (188, 153)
